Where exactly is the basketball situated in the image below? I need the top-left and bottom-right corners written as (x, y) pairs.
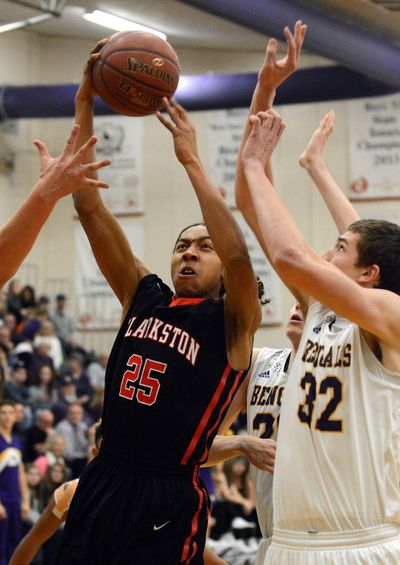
top-left (92, 31), bottom-right (180, 117)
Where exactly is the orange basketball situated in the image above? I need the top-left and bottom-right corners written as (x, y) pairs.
top-left (92, 31), bottom-right (180, 117)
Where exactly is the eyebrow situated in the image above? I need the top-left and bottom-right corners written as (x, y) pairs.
top-left (175, 235), bottom-right (212, 246)
top-left (337, 236), bottom-right (349, 245)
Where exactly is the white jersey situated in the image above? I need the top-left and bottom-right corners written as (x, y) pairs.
top-left (246, 347), bottom-right (291, 539)
top-left (273, 301), bottom-right (400, 533)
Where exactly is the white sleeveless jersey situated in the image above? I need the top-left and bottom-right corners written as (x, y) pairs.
top-left (246, 347), bottom-right (291, 539)
top-left (273, 301), bottom-right (400, 533)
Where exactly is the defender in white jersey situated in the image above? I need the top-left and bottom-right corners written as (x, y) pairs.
top-left (238, 104), bottom-right (400, 564)
top-left (207, 304), bottom-right (305, 564)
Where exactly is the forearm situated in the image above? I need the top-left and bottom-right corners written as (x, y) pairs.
top-left (204, 435), bottom-right (246, 467)
top-left (245, 162), bottom-right (310, 269)
top-left (304, 157), bottom-right (360, 233)
top-left (236, 83), bottom-right (275, 212)
top-left (184, 159), bottom-right (251, 267)
top-left (0, 187), bottom-right (59, 288)
top-left (73, 96), bottom-right (103, 213)
top-left (19, 466), bottom-right (29, 507)
top-left (9, 532), bottom-right (40, 565)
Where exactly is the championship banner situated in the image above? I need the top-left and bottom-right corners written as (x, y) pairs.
top-left (234, 212), bottom-right (282, 326)
top-left (347, 94), bottom-right (400, 200)
top-left (74, 218), bottom-right (145, 328)
top-left (207, 108), bottom-right (248, 208)
top-left (94, 114), bottom-right (144, 213)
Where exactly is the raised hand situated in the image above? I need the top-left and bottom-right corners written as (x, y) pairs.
top-left (33, 124), bottom-right (111, 200)
top-left (241, 110), bottom-right (285, 170)
top-left (258, 20), bottom-right (307, 91)
top-left (299, 110), bottom-right (335, 169)
top-left (156, 97), bottom-right (199, 166)
top-left (76, 37), bottom-right (109, 102)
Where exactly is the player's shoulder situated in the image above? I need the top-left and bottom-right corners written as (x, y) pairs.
top-left (250, 346), bottom-right (291, 379)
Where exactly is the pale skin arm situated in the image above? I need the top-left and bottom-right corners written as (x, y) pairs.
top-left (203, 546), bottom-right (228, 565)
top-left (242, 110), bottom-right (400, 353)
top-left (204, 349), bottom-right (276, 472)
top-left (74, 40), bottom-right (150, 318)
top-left (157, 99), bottom-right (261, 369)
top-left (235, 21), bottom-right (308, 310)
top-left (19, 463), bottom-right (30, 520)
top-left (9, 496), bottom-right (64, 565)
top-left (0, 125), bottom-right (110, 289)
top-left (299, 111), bottom-right (360, 233)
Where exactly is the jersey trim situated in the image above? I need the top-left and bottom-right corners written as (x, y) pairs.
top-left (169, 297), bottom-right (207, 307)
top-left (180, 363), bottom-right (243, 465)
top-left (181, 467), bottom-right (206, 563)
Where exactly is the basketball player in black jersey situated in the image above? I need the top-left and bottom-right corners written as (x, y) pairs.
top-left (55, 45), bottom-right (261, 565)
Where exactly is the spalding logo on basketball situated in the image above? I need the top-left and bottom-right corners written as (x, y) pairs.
top-left (92, 31), bottom-right (180, 117)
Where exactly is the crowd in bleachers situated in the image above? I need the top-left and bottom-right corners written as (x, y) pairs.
top-left (1, 279), bottom-right (260, 564)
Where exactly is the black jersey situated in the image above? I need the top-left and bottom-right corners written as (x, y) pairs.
top-left (101, 274), bottom-right (247, 469)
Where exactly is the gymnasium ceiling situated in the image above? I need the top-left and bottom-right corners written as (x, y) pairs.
top-left (0, 0), bottom-right (399, 88)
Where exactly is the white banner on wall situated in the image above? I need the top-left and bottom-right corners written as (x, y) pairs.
top-left (347, 93), bottom-right (400, 200)
top-left (74, 218), bottom-right (145, 328)
top-left (207, 108), bottom-right (248, 208)
top-left (94, 115), bottom-right (144, 213)
top-left (234, 212), bottom-right (282, 326)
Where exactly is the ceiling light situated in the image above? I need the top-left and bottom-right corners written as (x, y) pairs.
top-left (83, 10), bottom-right (167, 40)
top-left (0, 14), bottom-right (51, 34)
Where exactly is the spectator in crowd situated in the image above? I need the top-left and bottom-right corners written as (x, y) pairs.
top-left (19, 285), bottom-right (37, 321)
top-left (27, 342), bottom-right (55, 387)
top-left (6, 280), bottom-right (23, 325)
top-left (86, 350), bottom-right (108, 402)
top-left (55, 404), bottom-right (88, 478)
top-left (0, 346), bottom-right (10, 392)
top-left (59, 355), bottom-right (92, 410)
top-left (23, 463), bottom-right (44, 530)
top-left (2, 314), bottom-right (25, 346)
top-left (0, 325), bottom-right (17, 368)
top-left (24, 409), bottom-right (55, 463)
top-left (51, 294), bottom-right (78, 356)
top-left (12, 403), bottom-right (32, 439)
top-left (34, 434), bottom-right (68, 478)
top-left (33, 321), bottom-right (63, 371)
top-left (28, 365), bottom-right (57, 413)
top-left (40, 463), bottom-right (68, 508)
top-left (0, 400), bottom-right (30, 564)
top-left (51, 376), bottom-right (78, 424)
top-left (3, 363), bottom-right (30, 408)
top-left (21, 306), bottom-right (50, 343)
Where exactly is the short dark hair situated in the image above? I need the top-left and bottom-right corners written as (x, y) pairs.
top-left (349, 219), bottom-right (400, 295)
top-left (0, 399), bottom-right (15, 410)
top-left (173, 223), bottom-right (206, 251)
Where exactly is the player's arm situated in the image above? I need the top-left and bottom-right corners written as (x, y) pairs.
top-left (204, 545), bottom-right (228, 565)
top-left (74, 40), bottom-right (151, 317)
top-left (299, 111), bottom-right (360, 233)
top-left (206, 434), bottom-right (275, 473)
top-left (235, 21), bottom-right (307, 310)
top-left (157, 99), bottom-right (261, 369)
top-left (19, 463), bottom-right (30, 520)
top-left (9, 496), bottom-right (64, 565)
top-left (0, 125), bottom-right (110, 290)
top-left (242, 111), bottom-right (400, 350)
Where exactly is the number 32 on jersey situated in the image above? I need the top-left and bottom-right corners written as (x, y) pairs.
top-left (297, 371), bottom-right (343, 432)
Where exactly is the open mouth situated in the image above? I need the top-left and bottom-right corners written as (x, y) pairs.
top-left (290, 313), bottom-right (303, 322)
top-left (179, 267), bottom-right (196, 276)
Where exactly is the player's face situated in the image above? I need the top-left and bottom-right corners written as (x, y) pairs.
top-left (171, 225), bottom-right (223, 298)
top-left (326, 231), bottom-right (364, 281)
top-left (286, 303), bottom-right (304, 349)
top-left (0, 405), bottom-right (16, 429)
